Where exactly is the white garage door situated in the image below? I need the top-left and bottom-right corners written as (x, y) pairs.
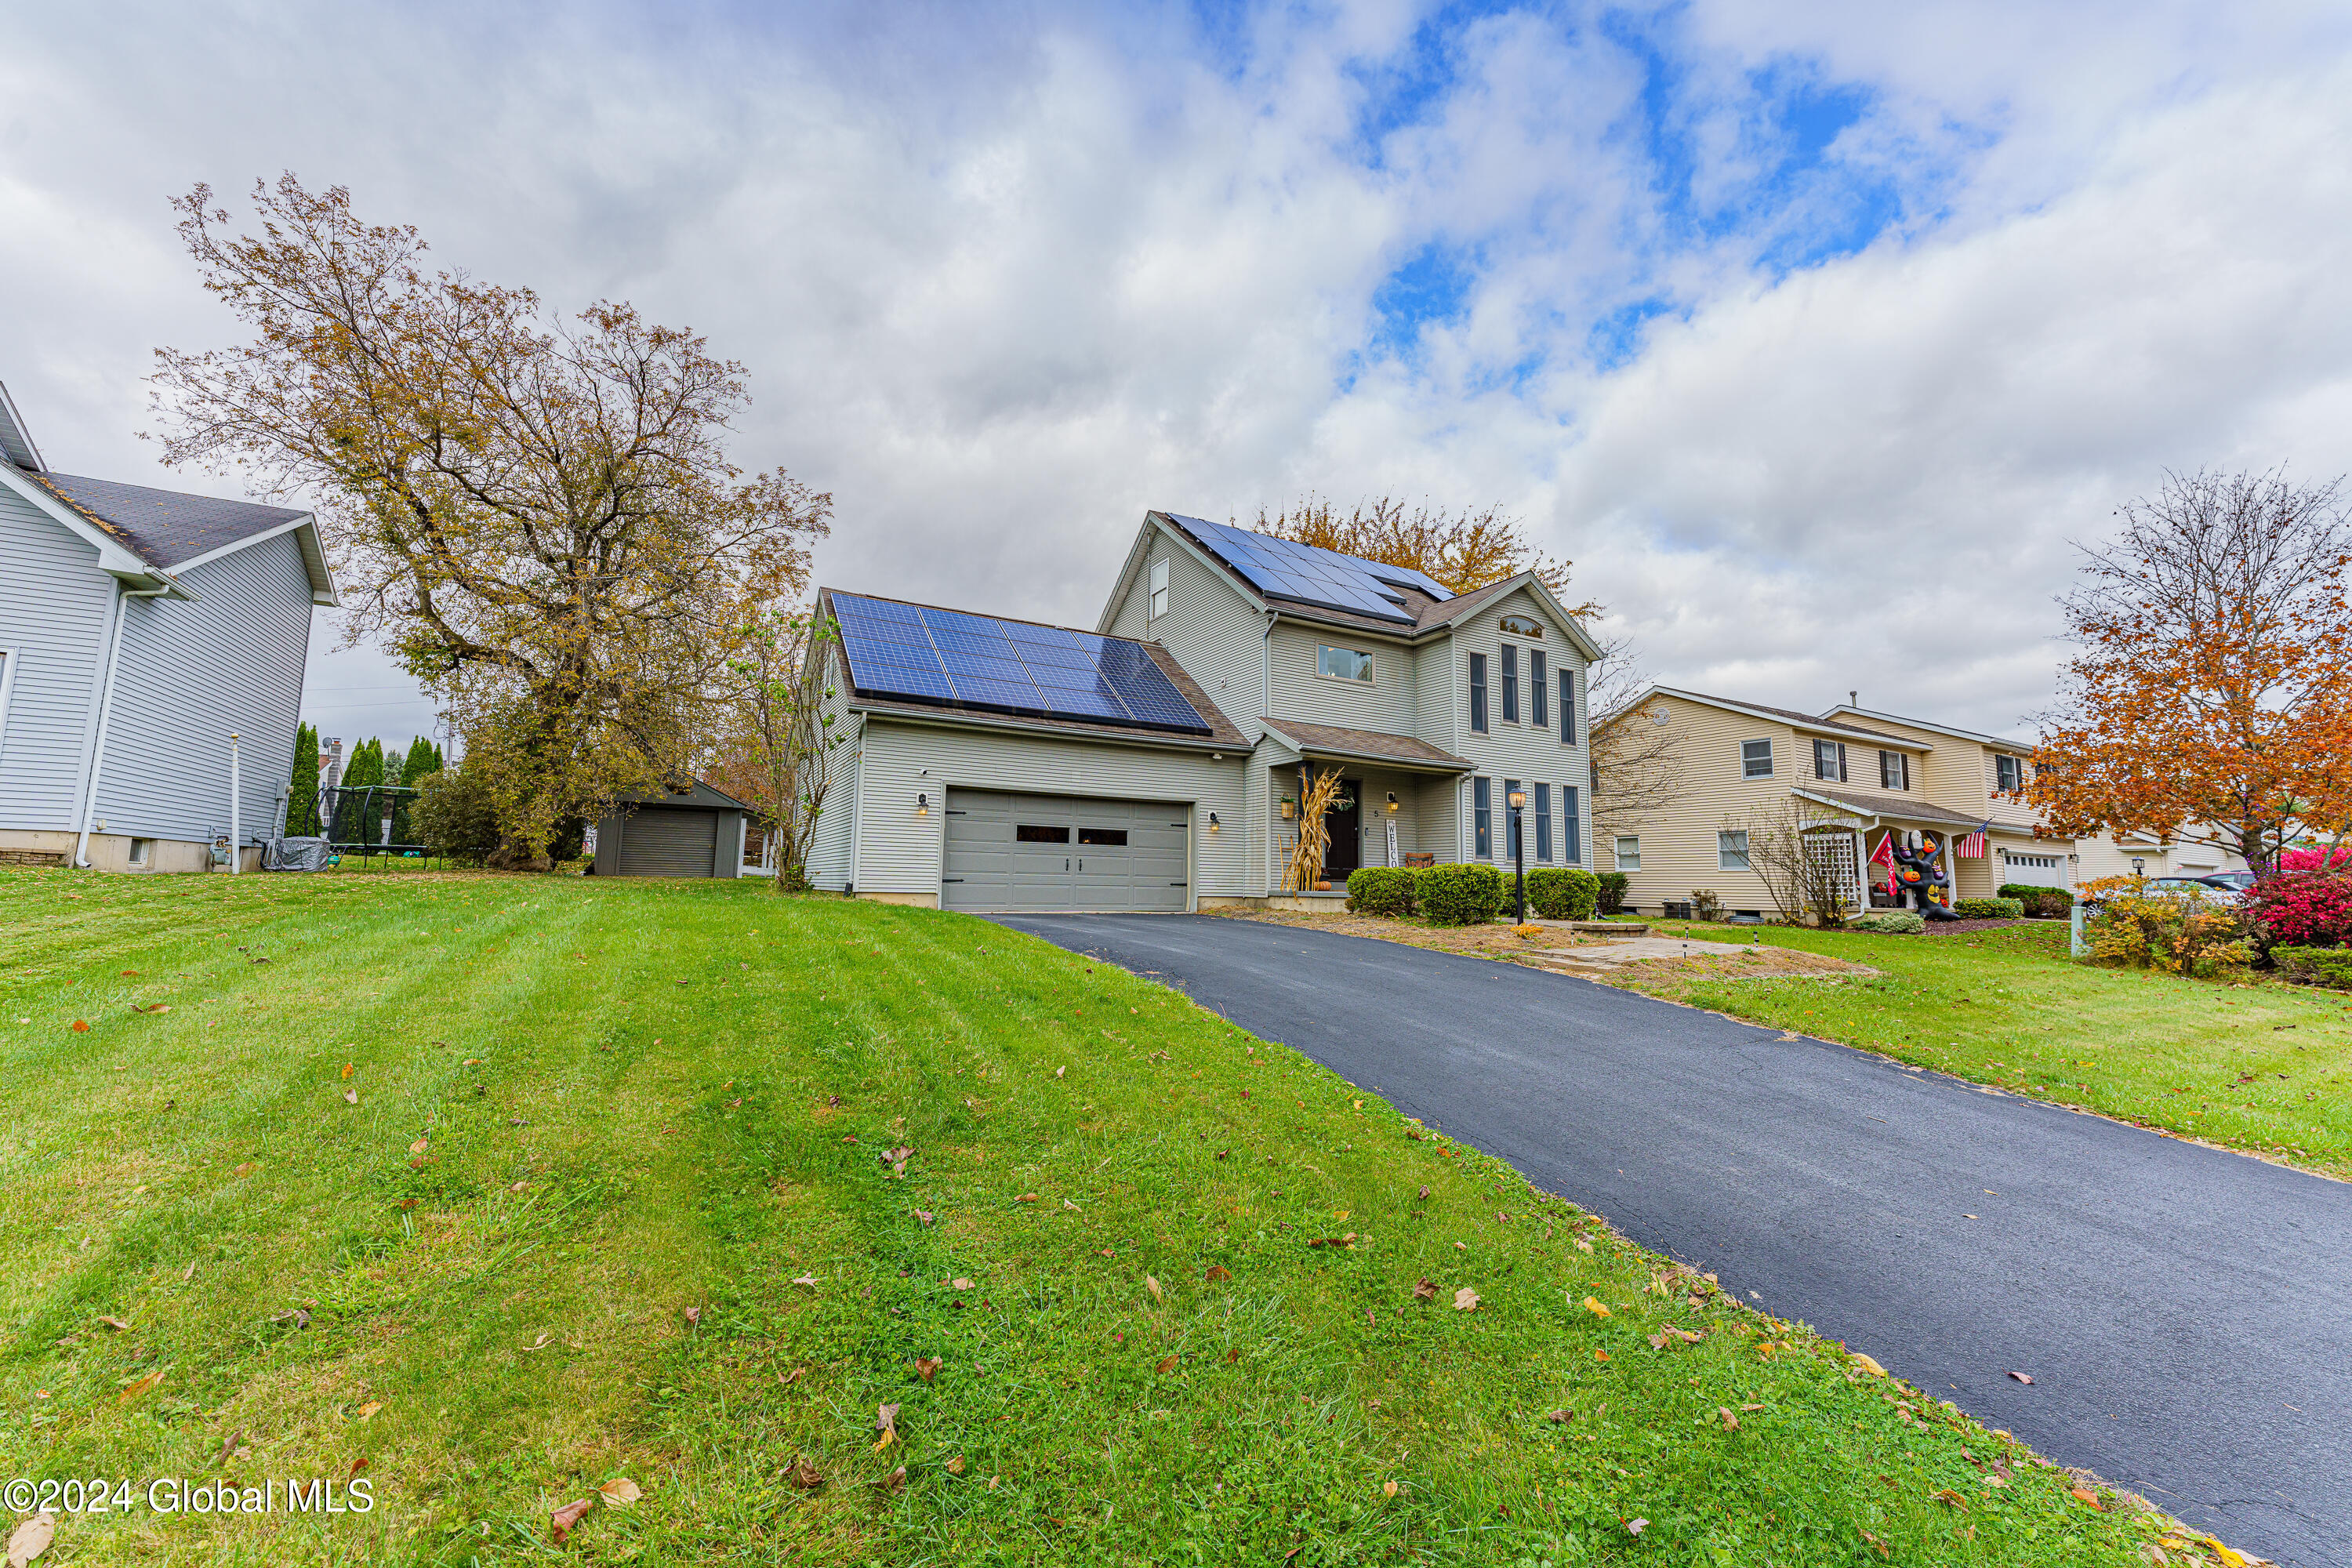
top-left (2001, 851), bottom-right (2067, 888)
top-left (942, 789), bottom-right (1190, 912)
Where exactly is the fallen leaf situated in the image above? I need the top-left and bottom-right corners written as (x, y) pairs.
top-left (876, 1402), bottom-right (900, 1436)
top-left (790, 1274), bottom-right (818, 1289)
top-left (1225, 1347), bottom-right (1240, 1363)
top-left (2007, 1371), bottom-right (2034, 1385)
top-left (1546, 1409), bottom-right (1573, 1423)
top-left (1417, 1185), bottom-right (1430, 1199)
top-left (1453, 1287), bottom-right (1480, 1312)
top-left (873, 1428), bottom-right (897, 1453)
top-left (684, 1306), bottom-right (702, 1327)
top-left (71, 1020), bottom-right (89, 1033)
top-left (875, 1465), bottom-right (907, 1493)
top-left (1382, 1479), bottom-right (1399, 1497)
top-left (1851, 1353), bottom-right (1886, 1377)
top-left (132, 1003), bottom-right (169, 1014)
top-left (598, 1478), bottom-right (642, 1506)
top-left (1054, 1066), bottom-right (1065, 1078)
top-left (2069, 1486), bottom-right (2105, 1510)
top-left (1205, 1265), bottom-right (1232, 1282)
top-left (212, 1428), bottom-right (245, 1465)
top-left (785, 1457), bottom-right (823, 1490)
top-left (780, 1365), bottom-right (808, 1386)
top-left (1145, 1275), bottom-right (1163, 1301)
top-left (343, 1089), bottom-right (358, 1105)
top-left (349, 1457), bottom-right (368, 1479)
top-left (915, 1356), bottom-right (942, 1382)
top-left (1626, 1518), bottom-right (1649, 1535)
top-left (408, 1138), bottom-right (428, 1156)
top-left (341, 1063), bottom-right (354, 1080)
top-left (1156, 1355), bottom-right (1178, 1374)
top-left (1719, 1406), bottom-right (1740, 1430)
top-left (118, 1370), bottom-right (164, 1404)
top-left (916, 1210), bottom-right (935, 1225)
top-left (1062, 1198), bottom-right (1081, 1210)
top-left (356, 1400), bottom-right (383, 1420)
top-left (1412, 1278), bottom-right (1438, 1301)
top-left (97, 1315), bottom-right (129, 1331)
top-left (1582, 1296), bottom-right (1611, 1318)
top-left (5, 1513), bottom-right (55, 1568)
top-left (1016, 1192), bottom-right (1040, 1203)
top-left (1931, 1488), bottom-right (1969, 1510)
top-left (952, 1277), bottom-right (974, 1290)
top-left (1861, 1528), bottom-right (1891, 1559)
top-left (946, 1455), bottom-right (966, 1475)
top-left (549, 1497), bottom-right (593, 1543)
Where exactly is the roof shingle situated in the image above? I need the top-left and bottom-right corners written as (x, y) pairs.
top-left (30, 472), bottom-right (305, 569)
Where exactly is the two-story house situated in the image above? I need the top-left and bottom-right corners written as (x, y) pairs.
top-left (804, 510), bottom-right (1602, 912)
top-left (1595, 688), bottom-right (2074, 918)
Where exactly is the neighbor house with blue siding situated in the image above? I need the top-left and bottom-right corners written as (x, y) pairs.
top-left (805, 510), bottom-right (1602, 911)
top-left (0, 381), bottom-right (335, 873)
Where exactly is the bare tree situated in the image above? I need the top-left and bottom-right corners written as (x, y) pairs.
top-left (709, 604), bottom-right (848, 891)
top-left (1737, 797), bottom-right (1851, 926)
top-left (1588, 634), bottom-right (1689, 836)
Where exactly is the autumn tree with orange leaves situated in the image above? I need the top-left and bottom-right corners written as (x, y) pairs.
top-left (1249, 495), bottom-right (1577, 601)
top-left (150, 176), bottom-right (830, 868)
top-left (2028, 468), bottom-right (2352, 872)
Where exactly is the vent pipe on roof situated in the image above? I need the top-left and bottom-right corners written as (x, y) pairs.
top-left (1849, 690), bottom-right (1858, 707)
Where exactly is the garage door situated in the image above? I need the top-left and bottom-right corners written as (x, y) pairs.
top-left (2000, 850), bottom-right (2067, 888)
top-left (942, 790), bottom-right (1189, 912)
top-left (619, 809), bottom-right (719, 877)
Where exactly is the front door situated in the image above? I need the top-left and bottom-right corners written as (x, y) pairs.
top-left (1323, 778), bottom-right (1363, 878)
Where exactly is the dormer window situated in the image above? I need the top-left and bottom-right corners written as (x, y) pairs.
top-left (1148, 558), bottom-right (1169, 620)
top-left (1316, 644), bottom-right (1374, 683)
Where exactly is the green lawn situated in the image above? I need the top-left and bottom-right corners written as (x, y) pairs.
top-left (0, 872), bottom-right (2199, 1565)
top-left (1617, 918), bottom-right (2352, 1180)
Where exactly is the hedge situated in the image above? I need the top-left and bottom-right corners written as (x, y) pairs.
top-left (2270, 946), bottom-right (2352, 989)
top-left (1417, 862), bottom-right (1507, 926)
top-left (1525, 867), bottom-right (1599, 920)
top-left (1596, 872), bottom-right (1629, 915)
top-left (1346, 866), bottom-right (1416, 918)
top-left (1848, 910), bottom-right (1925, 935)
top-left (1953, 896), bottom-right (2026, 920)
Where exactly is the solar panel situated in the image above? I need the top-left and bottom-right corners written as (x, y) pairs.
top-left (828, 593), bottom-right (1210, 735)
top-left (1168, 516), bottom-right (1445, 623)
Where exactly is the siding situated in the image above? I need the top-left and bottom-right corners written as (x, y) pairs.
top-left (1599, 698), bottom-right (1811, 914)
top-left (851, 718), bottom-right (1248, 898)
top-left (1267, 622), bottom-right (1417, 732)
top-left (89, 532), bottom-right (315, 845)
top-left (1108, 524), bottom-right (1268, 728)
top-left (0, 482), bottom-right (114, 832)
top-left (805, 644), bottom-right (861, 889)
top-left (1428, 586), bottom-right (1592, 869)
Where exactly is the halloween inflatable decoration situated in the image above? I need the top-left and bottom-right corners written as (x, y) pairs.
top-left (1888, 829), bottom-right (1967, 921)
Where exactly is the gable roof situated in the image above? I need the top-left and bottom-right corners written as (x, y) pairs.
top-left (1258, 718), bottom-right (1472, 773)
top-left (1818, 704), bottom-right (2034, 755)
top-left (1605, 684), bottom-right (1928, 748)
top-left (1793, 784), bottom-right (1993, 830)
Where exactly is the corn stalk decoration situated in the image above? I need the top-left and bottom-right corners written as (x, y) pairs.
top-left (1285, 768), bottom-right (1346, 891)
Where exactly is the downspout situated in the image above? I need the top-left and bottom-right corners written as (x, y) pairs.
top-left (74, 581), bottom-right (168, 869)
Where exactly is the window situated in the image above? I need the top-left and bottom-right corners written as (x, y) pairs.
top-left (1562, 785), bottom-right (1581, 863)
top-left (1718, 829), bottom-right (1751, 870)
top-left (1016, 824), bottom-right (1070, 844)
top-left (1534, 782), bottom-right (1552, 861)
top-left (1559, 668), bottom-right (1576, 743)
top-left (1316, 644), bottom-right (1374, 683)
top-left (1879, 750), bottom-right (1911, 790)
top-left (1504, 779), bottom-right (1522, 858)
top-left (128, 837), bottom-right (152, 867)
top-left (1614, 835), bottom-right (1641, 872)
top-left (1995, 754), bottom-right (2024, 793)
top-left (1530, 650), bottom-right (1548, 728)
top-left (1741, 739), bottom-right (1773, 778)
top-left (1468, 653), bottom-right (1489, 733)
top-left (1148, 557), bottom-right (1169, 619)
top-left (1501, 646), bottom-right (1519, 723)
top-left (1813, 739), bottom-right (1847, 782)
top-left (1473, 777), bottom-right (1492, 858)
top-left (1077, 826), bottom-right (1128, 846)
top-left (1500, 614), bottom-right (1544, 638)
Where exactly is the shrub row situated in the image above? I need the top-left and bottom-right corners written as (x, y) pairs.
top-left (2270, 945), bottom-right (2352, 989)
top-left (1848, 910), bottom-right (1925, 935)
top-left (1996, 884), bottom-right (2074, 917)
top-left (1348, 862), bottom-right (1577, 926)
top-left (1526, 867), bottom-right (1599, 921)
top-left (1953, 896), bottom-right (2027, 920)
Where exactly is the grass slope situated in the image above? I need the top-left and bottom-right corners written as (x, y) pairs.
top-left (1613, 920), bottom-right (2352, 1180)
top-left (0, 873), bottom-right (2185, 1564)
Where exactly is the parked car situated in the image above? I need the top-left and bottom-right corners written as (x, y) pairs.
top-left (2145, 873), bottom-right (2246, 905)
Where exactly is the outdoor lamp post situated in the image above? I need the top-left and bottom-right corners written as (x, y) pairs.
top-left (1508, 788), bottom-right (1527, 923)
top-left (2132, 856), bottom-right (2145, 881)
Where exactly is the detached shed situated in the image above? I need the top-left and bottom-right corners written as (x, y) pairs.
top-left (590, 779), bottom-right (751, 878)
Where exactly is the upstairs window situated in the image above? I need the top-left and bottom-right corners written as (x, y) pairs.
top-left (1559, 668), bottom-right (1576, 743)
top-left (1741, 739), bottom-right (1773, 778)
top-left (1469, 653), bottom-right (1489, 733)
top-left (1148, 557), bottom-right (1169, 619)
top-left (1473, 776), bottom-right (1493, 858)
top-left (1879, 750), bottom-right (1911, 790)
top-left (1813, 739), bottom-right (1848, 782)
top-left (1534, 782), bottom-right (1552, 861)
top-left (1501, 646), bottom-right (1520, 723)
top-left (1996, 754), bottom-right (2025, 793)
top-left (1530, 650), bottom-right (1548, 728)
top-left (1316, 644), bottom-right (1374, 683)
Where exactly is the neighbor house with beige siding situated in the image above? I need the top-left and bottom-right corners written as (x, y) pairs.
top-left (804, 511), bottom-right (1602, 913)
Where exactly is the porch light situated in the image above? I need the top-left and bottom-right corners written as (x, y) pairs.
top-left (1207, 812), bottom-right (1221, 831)
top-left (1385, 791), bottom-right (1399, 813)
top-left (916, 792), bottom-right (929, 815)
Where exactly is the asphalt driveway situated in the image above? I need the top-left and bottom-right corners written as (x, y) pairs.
top-left (992, 913), bottom-right (2351, 1568)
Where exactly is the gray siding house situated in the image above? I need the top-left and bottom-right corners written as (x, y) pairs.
top-left (806, 510), bottom-right (1602, 912)
top-left (0, 382), bottom-right (336, 873)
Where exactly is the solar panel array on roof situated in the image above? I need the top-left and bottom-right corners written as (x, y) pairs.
top-left (1167, 515), bottom-right (1452, 624)
top-left (829, 593), bottom-right (1213, 736)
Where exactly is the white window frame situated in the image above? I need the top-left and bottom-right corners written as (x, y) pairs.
top-left (1995, 753), bottom-right (2024, 793)
top-left (0, 647), bottom-right (16, 769)
top-left (1316, 644), bottom-right (1375, 684)
top-left (1148, 558), bottom-right (1170, 620)
top-left (1614, 835), bottom-right (1641, 871)
top-left (1740, 739), bottom-right (1773, 779)
top-left (1879, 750), bottom-right (1910, 791)
top-left (1718, 829), bottom-right (1751, 871)
top-left (1813, 739), bottom-right (1847, 782)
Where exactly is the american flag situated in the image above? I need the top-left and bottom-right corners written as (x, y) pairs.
top-left (1956, 831), bottom-right (1987, 858)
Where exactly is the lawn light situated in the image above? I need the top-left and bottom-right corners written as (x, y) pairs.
top-left (2131, 856), bottom-right (2144, 879)
top-left (1507, 789), bottom-right (1527, 924)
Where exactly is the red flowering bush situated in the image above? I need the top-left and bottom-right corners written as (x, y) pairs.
top-left (2244, 872), bottom-right (2352, 948)
top-left (2279, 846), bottom-right (2352, 872)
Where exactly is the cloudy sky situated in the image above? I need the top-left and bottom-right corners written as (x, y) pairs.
top-left (6, 0), bottom-right (2351, 748)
